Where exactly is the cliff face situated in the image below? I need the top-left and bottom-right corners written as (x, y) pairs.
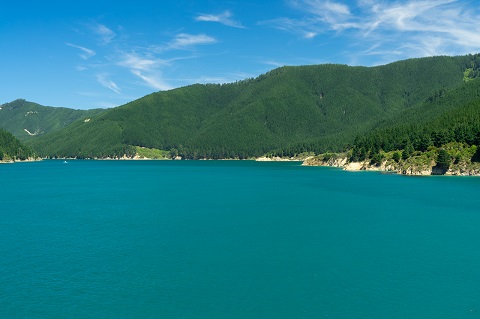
top-left (302, 156), bottom-right (480, 176)
top-left (302, 156), bottom-right (348, 168)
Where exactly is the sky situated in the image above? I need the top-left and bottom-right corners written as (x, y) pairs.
top-left (1, 0), bottom-right (480, 110)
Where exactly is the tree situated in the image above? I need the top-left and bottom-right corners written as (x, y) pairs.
top-left (436, 149), bottom-right (451, 169)
top-left (402, 141), bottom-right (414, 160)
top-left (418, 134), bottom-right (433, 152)
top-left (472, 146), bottom-right (480, 163)
top-left (370, 152), bottom-right (384, 166)
top-left (169, 148), bottom-right (179, 159)
top-left (392, 151), bottom-right (401, 163)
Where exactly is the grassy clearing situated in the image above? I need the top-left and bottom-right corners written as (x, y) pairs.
top-left (135, 146), bottom-right (170, 159)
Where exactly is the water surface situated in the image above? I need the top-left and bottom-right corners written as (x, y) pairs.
top-left (1, 160), bottom-right (479, 318)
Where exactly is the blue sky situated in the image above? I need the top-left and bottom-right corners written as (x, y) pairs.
top-left (1, 0), bottom-right (480, 109)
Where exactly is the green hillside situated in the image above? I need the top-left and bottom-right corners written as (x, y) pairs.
top-left (28, 54), bottom-right (480, 159)
top-left (0, 128), bottom-right (35, 161)
top-left (350, 78), bottom-right (480, 162)
top-left (0, 99), bottom-right (105, 141)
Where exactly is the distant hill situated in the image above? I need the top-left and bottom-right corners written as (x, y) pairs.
top-left (304, 77), bottom-right (480, 175)
top-left (0, 128), bottom-right (35, 161)
top-left (349, 78), bottom-right (480, 161)
top-left (26, 53), bottom-right (480, 159)
top-left (0, 99), bottom-right (105, 141)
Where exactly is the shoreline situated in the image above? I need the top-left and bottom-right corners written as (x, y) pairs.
top-left (0, 157), bottom-right (42, 164)
top-left (302, 156), bottom-right (480, 176)
top-left (8, 155), bottom-right (480, 176)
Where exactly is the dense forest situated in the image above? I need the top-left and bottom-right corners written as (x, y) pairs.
top-left (20, 54), bottom-right (479, 159)
top-left (349, 77), bottom-right (480, 169)
top-left (0, 99), bottom-right (105, 141)
top-left (0, 128), bottom-right (35, 161)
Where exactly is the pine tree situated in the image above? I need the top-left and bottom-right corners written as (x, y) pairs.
top-left (436, 149), bottom-right (451, 169)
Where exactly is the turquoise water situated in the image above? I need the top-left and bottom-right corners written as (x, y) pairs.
top-left (1, 160), bottom-right (480, 318)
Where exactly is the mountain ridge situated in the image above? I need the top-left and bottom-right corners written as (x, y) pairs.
top-left (1, 53), bottom-right (477, 159)
top-left (0, 99), bottom-right (105, 141)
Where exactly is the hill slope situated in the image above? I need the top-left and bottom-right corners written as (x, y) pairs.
top-left (0, 128), bottom-right (35, 161)
top-left (0, 99), bottom-right (105, 141)
top-left (28, 54), bottom-right (480, 159)
top-left (349, 78), bottom-right (480, 161)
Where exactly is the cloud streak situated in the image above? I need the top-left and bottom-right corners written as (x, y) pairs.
top-left (118, 52), bottom-right (164, 71)
top-left (264, 0), bottom-right (480, 63)
top-left (96, 74), bottom-right (121, 94)
top-left (71, 19), bottom-right (219, 93)
top-left (91, 23), bottom-right (116, 44)
top-left (131, 70), bottom-right (173, 91)
top-left (66, 43), bottom-right (96, 60)
top-left (195, 10), bottom-right (245, 28)
top-left (167, 33), bottom-right (217, 50)
top-left (117, 52), bottom-right (172, 90)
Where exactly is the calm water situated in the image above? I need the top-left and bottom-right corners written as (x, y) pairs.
top-left (1, 160), bottom-right (480, 318)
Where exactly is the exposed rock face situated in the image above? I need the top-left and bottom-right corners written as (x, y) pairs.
top-left (303, 156), bottom-right (480, 176)
top-left (302, 156), bottom-right (347, 167)
top-left (256, 156), bottom-right (296, 162)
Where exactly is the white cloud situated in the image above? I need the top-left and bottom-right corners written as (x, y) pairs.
top-left (112, 31), bottom-right (216, 91)
top-left (131, 70), bottom-right (173, 91)
top-left (167, 33), bottom-right (217, 50)
top-left (259, 17), bottom-right (319, 38)
top-left (66, 43), bottom-right (96, 60)
top-left (118, 52), bottom-right (164, 71)
top-left (293, 0), bottom-right (354, 31)
top-left (265, 0), bottom-right (480, 64)
top-left (359, 0), bottom-right (480, 57)
top-left (300, 0), bottom-right (351, 16)
top-left (96, 74), bottom-right (121, 94)
top-left (365, 0), bottom-right (457, 32)
top-left (92, 23), bottom-right (116, 44)
top-left (117, 52), bottom-right (172, 91)
top-left (195, 10), bottom-right (245, 28)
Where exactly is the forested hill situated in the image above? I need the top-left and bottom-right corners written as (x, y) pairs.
top-left (348, 77), bottom-right (480, 164)
top-left (27, 54), bottom-right (480, 159)
top-left (0, 99), bottom-right (105, 141)
top-left (0, 128), bottom-right (35, 161)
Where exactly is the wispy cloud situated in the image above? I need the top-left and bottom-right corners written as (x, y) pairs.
top-left (266, 0), bottom-right (357, 35)
top-left (195, 10), bottom-right (245, 28)
top-left (117, 52), bottom-right (172, 90)
top-left (118, 52), bottom-right (164, 70)
top-left (91, 23), bottom-right (116, 44)
top-left (113, 33), bottom-right (216, 90)
top-left (166, 33), bottom-right (217, 50)
top-left (263, 0), bottom-right (480, 63)
top-left (66, 43), bottom-right (96, 60)
top-left (96, 74), bottom-right (121, 94)
top-left (131, 70), bottom-right (173, 91)
top-left (295, 0), bottom-right (353, 29)
top-left (71, 22), bottom-right (219, 93)
top-left (259, 17), bottom-right (319, 39)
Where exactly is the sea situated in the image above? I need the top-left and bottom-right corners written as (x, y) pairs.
top-left (1, 160), bottom-right (480, 318)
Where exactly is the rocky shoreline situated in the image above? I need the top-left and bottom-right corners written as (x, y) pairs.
top-left (302, 155), bottom-right (480, 176)
top-left (6, 153), bottom-right (480, 176)
top-left (0, 157), bottom-right (42, 164)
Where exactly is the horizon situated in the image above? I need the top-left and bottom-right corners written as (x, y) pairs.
top-left (2, 0), bottom-right (480, 110)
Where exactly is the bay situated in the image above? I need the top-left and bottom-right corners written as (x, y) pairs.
top-left (1, 160), bottom-right (480, 318)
